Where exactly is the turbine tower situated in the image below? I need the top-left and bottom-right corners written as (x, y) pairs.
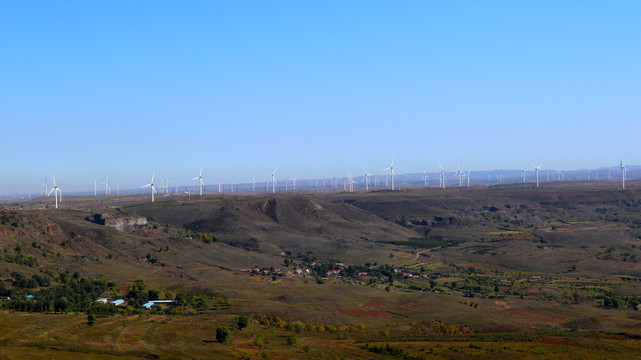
top-left (466, 169), bottom-right (471, 187)
top-left (41, 178), bottom-right (48, 197)
top-left (142, 172), bottom-right (157, 202)
top-left (530, 162), bottom-right (542, 188)
top-left (420, 170), bottom-right (428, 188)
top-left (163, 174), bottom-right (171, 194)
top-left (455, 163), bottom-right (464, 187)
top-left (363, 168), bottom-right (371, 190)
top-left (102, 177), bottom-right (110, 195)
top-left (89, 177), bottom-right (97, 196)
top-left (621, 160), bottom-right (628, 189)
top-left (439, 164), bottom-right (446, 189)
top-left (48, 174), bottom-right (62, 209)
top-left (192, 166), bottom-right (204, 196)
top-left (347, 173), bottom-right (355, 192)
top-left (520, 166), bottom-right (526, 184)
top-left (383, 158), bottom-right (395, 190)
top-left (251, 176), bottom-right (256, 191)
top-left (267, 167), bottom-right (277, 194)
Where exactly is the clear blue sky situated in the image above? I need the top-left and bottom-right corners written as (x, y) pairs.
top-left (1, 1), bottom-right (639, 195)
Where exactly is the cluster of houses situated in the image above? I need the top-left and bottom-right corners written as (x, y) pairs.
top-left (249, 263), bottom-right (439, 280)
top-left (95, 298), bottom-right (126, 306)
top-left (94, 298), bottom-right (177, 309)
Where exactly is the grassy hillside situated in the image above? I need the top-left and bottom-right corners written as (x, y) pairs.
top-left (1, 182), bottom-right (641, 358)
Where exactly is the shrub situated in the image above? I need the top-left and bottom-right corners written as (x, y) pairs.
top-left (286, 333), bottom-right (299, 346)
top-left (235, 315), bottom-right (250, 330)
top-left (216, 326), bottom-right (231, 344)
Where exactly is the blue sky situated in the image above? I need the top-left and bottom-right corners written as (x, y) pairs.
top-left (1, 1), bottom-right (639, 194)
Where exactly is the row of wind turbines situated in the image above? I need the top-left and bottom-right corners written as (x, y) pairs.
top-left (138, 159), bottom-right (631, 203)
top-left (37, 159), bottom-right (632, 206)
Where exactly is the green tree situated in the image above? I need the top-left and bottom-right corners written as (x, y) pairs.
top-left (235, 315), bottom-right (250, 330)
top-left (87, 314), bottom-right (96, 326)
top-left (216, 326), bottom-right (231, 344)
top-left (286, 333), bottom-right (299, 346)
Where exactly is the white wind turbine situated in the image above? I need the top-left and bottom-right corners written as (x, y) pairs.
top-left (102, 177), bottom-right (110, 195)
top-left (465, 169), bottom-right (471, 187)
top-left (439, 164), bottom-right (447, 189)
top-left (383, 158), bottom-right (395, 190)
top-left (251, 176), bottom-right (256, 191)
top-left (420, 170), bottom-right (428, 188)
top-left (520, 166), bottom-right (527, 184)
top-left (41, 178), bottom-right (48, 197)
top-left (530, 162), bottom-right (542, 188)
top-left (163, 173), bottom-right (171, 194)
top-left (363, 168), bottom-right (371, 190)
top-left (89, 177), bottom-right (98, 196)
top-left (347, 173), bottom-right (356, 192)
top-left (142, 172), bottom-right (157, 202)
top-left (48, 174), bottom-right (62, 209)
top-left (454, 164), bottom-right (464, 187)
top-left (192, 166), bottom-right (204, 196)
top-left (267, 167), bottom-right (277, 194)
top-left (621, 160), bottom-right (628, 189)
top-left (293, 177), bottom-right (297, 190)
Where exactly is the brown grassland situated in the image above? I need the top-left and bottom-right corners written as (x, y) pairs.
top-left (1, 180), bottom-right (641, 359)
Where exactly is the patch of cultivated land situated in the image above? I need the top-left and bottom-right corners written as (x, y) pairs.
top-left (1, 181), bottom-right (641, 358)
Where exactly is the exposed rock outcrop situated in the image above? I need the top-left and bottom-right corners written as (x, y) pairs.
top-left (87, 213), bottom-right (148, 232)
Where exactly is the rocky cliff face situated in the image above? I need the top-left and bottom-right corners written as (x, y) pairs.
top-left (87, 213), bottom-right (148, 232)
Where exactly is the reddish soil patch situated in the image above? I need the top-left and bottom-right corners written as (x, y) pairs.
top-left (335, 306), bottom-right (391, 319)
top-left (536, 337), bottom-right (590, 349)
top-left (498, 309), bottom-right (568, 323)
top-left (525, 288), bottom-right (540, 294)
top-left (599, 316), bottom-right (629, 324)
top-left (361, 299), bottom-right (386, 308)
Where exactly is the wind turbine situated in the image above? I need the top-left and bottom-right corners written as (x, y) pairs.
top-left (40, 178), bottom-right (49, 196)
top-left (383, 158), bottom-right (395, 190)
top-left (363, 168), bottom-right (371, 190)
top-left (466, 169), bottom-right (471, 187)
top-left (41, 178), bottom-right (48, 197)
top-left (251, 176), bottom-right (255, 191)
top-left (163, 173), bottom-right (171, 194)
top-left (520, 166), bottom-right (526, 184)
top-left (48, 174), bottom-right (62, 209)
top-left (530, 162), bottom-right (542, 188)
top-left (89, 177), bottom-right (98, 196)
top-left (142, 172), bottom-right (157, 202)
top-left (293, 177), bottom-right (297, 190)
top-left (102, 177), bottom-right (110, 195)
top-left (192, 166), bottom-right (204, 196)
top-left (439, 164), bottom-right (446, 189)
top-left (454, 164), bottom-right (464, 187)
top-left (621, 160), bottom-right (628, 189)
top-left (347, 173), bottom-right (355, 192)
top-left (267, 167), bottom-right (277, 194)
top-left (420, 170), bottom-right (428, 188)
